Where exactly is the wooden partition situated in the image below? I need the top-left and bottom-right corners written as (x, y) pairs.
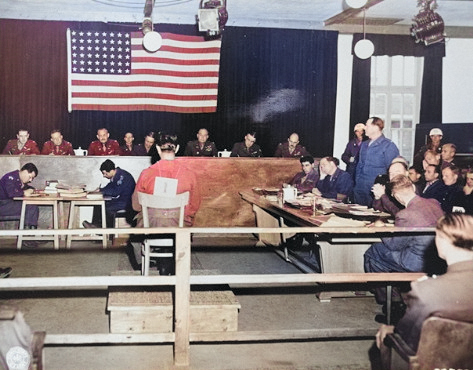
top-left (0, 156), bottom-right (302, 227)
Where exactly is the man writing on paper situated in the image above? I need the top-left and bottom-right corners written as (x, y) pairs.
top-left (130, 134), bottom-right (201, 274)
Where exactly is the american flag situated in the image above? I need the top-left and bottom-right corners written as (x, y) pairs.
top-left (67, 29), bottom-right (221, 113)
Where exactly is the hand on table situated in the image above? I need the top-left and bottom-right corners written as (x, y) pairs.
top-left (23, 188), bottom-right (35, 197)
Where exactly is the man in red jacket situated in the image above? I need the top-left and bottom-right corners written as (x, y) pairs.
top-left (87, 128), bottom-right (120, 156)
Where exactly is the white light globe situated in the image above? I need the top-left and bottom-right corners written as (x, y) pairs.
top-left (354, 39), bottom-right (374, 59)
top-left (143, 31), bottom-right (162, 53)
top-left (346, 0), bottom-right (368, 9)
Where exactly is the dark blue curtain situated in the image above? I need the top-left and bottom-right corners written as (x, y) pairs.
top-left (0, 20), bottom-right (338, 157)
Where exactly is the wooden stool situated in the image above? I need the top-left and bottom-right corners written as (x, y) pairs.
top-left (17, 198), bottom-right (59, 250)
top-left (66, 199), bottom-right (108, 249)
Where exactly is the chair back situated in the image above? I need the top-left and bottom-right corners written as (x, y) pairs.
top-left (138, 191), bottom-right (190, 228)
top-left (415, 316), bottom-right (473, 370)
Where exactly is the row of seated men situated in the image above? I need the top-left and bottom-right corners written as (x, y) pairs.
top-left (2, 128), bottom-right (311, 158)
top-left (1, 130), bottom-right (472, 363)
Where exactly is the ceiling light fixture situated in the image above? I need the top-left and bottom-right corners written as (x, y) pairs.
top-left (411, 0), bottom-right (445, 46)
top-left (196, 0), bottom-right (228, 37)
top-left (354, 7), bottom-right (374, 59)
top-left (142, 0), bottom-right (162, 53)
top-left (345, 0), bottom-right (368, 9)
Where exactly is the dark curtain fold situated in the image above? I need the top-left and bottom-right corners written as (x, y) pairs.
top-left (419, 56), bottom-right (443, 124)
top-left (349, 57), bottom-right (371, 129)
top-left (0, 19), bottom-right (338, 157)
top-left (350, 33), bottom-right (445, 135)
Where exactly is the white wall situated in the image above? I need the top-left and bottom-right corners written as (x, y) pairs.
top-left (443, 38), bottom-right (473, 123)
top-left (333, 34), bottom-right (354, 168)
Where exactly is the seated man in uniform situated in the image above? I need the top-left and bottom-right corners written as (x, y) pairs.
top-left (184, 128), bottom-right (218, 157)
top-left (83, 159), bottom-right (136, 228)
top-left (2, 129), bottom-right (40, 155)
top-left (41, 129), bottom-right (75, 155)
top-left (0, 163), bottom-right (39, 247)
top-left (274, 133), bottom-right (310, 158)
top-left (230, 132), bottom-right (262, 157)
top-left (289, 155), bottom-right (319, 193)
top-left (87, 128), bottom-right (121, 156)
top-left (313, 156), bottom-right (353, 202)
top-left (130, 134), bottom-right (201, 274)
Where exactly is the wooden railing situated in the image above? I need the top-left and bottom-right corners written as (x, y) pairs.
top-left (0, 226), bottom-right (433, 368)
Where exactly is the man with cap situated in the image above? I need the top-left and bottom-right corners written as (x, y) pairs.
top-left (413, 128), bottom-right (443, 172)
top-left (341, 123), bottom-right (367, 181)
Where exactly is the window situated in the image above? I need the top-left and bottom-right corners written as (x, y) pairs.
top-left (370, 56), bottom-right (423, 163)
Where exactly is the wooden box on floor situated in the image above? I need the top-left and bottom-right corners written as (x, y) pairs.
top-left (107, 290), bottom-right (241, 333)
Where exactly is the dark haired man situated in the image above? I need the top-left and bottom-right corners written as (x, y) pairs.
top-left (0, 163), bottom-right (39, 230)
top-left (230, 132), bottom-right (262, 157)
top-left (289, 155), bottom-right (319, 193)
top-left (83, 159), bottom-right (136, 228)
top-left (130, 134), bottom-right (201, 274)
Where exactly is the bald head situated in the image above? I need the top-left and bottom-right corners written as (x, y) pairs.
top-left (288, 133), bottom-right (299, 150)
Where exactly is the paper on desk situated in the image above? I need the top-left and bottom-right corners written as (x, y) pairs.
top-left (318, 215), bottom-right (367, 228)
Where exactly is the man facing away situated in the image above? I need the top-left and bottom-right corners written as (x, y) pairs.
top-left (353, 117), bottom-right (399, 207)
top-left (289, 155), bottom-right (319, 194)
top-left (377, 213), bottom-right (473, 357)
top-left (87, 128), bottom-right (121, 156)
top-left (83, 159), bottom-right (136, 228)
top-left (184, 128), bottom-right (218, 157)
top-left (274, 133), bottom-right (310, 158)
top-left (41, 129), bottom-right (75, 155)
top-left (2, 129), bottom-right (40, 155)
top-left (230, 132), bottom-right (262, 157)
top-left (0, 163), bottom-right (39, 246)
top-left (130, 134), bottom-right (201, 274)
top-left (313, 156), bottom-right (353, 202)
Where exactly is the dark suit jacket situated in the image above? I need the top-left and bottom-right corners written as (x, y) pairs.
top-left (421, 179), bottom-right (447, 204)
top-left (396, 260), bottom-right (473, 352)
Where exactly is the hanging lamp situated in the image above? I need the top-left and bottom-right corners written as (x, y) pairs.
top-left (354, 8), bottom-right (374, 59)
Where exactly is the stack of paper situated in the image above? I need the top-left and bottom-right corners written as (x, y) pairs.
top-left (56, 183), bottom-right (87, 197)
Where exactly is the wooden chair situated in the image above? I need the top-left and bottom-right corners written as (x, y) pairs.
top-left (137, 191), bottom-right (189, 276)
top-left (0, 305), bottom-right (45, 370)
top-left (381, 316), bottom-right (473, 370)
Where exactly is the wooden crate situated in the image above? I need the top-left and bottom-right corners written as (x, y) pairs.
top-left (107, 290), bottom-right (241, 334)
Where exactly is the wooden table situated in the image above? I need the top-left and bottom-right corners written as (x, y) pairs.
top-left (240, 190), bottom-right (391, 274)
top-left (14, 195), bottom-right (108, 249)
top-left (15, 196), bottom-right (60, 250)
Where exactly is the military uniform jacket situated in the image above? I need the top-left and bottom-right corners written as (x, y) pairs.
top-left (87, 140), bottom-right (121, 156)
top-left (184, 140), bottom-right (218, 157)
top-left (2, 139), bottom-right (40, 155)
top-left (41, 140), bottom-right (75, 155)
top-left (230, 142), bottom-right (262, 157)
top-left (274, 142), bottom-right (310, 158)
